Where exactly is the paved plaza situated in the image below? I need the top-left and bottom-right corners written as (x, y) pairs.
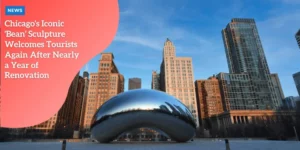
top-left (0, 139), bottom-right (300, 150)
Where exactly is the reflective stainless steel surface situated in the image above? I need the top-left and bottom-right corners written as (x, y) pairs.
top-left (91, 89), bottom-right (197, 143)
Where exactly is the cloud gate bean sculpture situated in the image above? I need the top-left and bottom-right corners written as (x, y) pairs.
top-left (90, 89), bottom-right (197, 143)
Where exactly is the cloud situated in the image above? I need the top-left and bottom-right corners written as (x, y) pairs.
top-left (114, 35), bottom-right (162, 50)
top-left (266, 47), bottom-right (299, 67)
top-left (115, 0), bottom-right (222, 56)
top-left (120, 9), bottom-right (134, 16)
top-left (212, 0), bottom-right (247, 22)
top-left (258, 10), bottom-right (300, 29)
top-left (125, 52), bottom-right (162, 61)
top-left (114, 60), bottom-right (158, 71)
top-left (256, 9), bottom-right (300, 96)
top-left (115, 23), bottom-right (221, 56)
top-left (257, 10), bottom-right (300, 67)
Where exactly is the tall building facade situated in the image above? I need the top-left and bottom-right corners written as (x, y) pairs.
top-left (293, 72), bottom-right (300, 96)
top-left (151, 71), bottom-right (160, 90)
top-left (296, 29), bottom-right (300, 49)
top-left (159, 38), bottom-right (199, 127)
top-left (54, 73), bottom-right (85, 138)
top-left (222, 18), bottom-right (281, 109)
top-left (195, 76), bottom-right (223, 127)
top-left (128, 78), bottom-right (141, 90)
top-left (282, 96), bottom-right (300, 110)
top-left (270, 74), bottom-right (285, 103)
top-left (217, 73), bottom-right (256, 111)
top-left (83, 53), bottom-right (124, 133)
top-left (79, 71), bottom-right (89, 137)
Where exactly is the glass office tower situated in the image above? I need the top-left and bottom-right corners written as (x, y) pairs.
top-left (222, 18), bottom-right (281, 110)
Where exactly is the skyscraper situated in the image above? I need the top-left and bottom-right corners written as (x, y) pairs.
top-left (195, 76), bottom-right (223, 127)
top-left (159, 38), bottom-right (199, 127)
top-left (296, 29), bottom-right (300, 49)
top-left (79, 71), bottom-right (89, 137)
top-left (83, 53), bottom-right (124, 133)
top-left (293, 72), bottom-right (300, 96)
top-left (222, 18), bottom-right (281, 109)
top-left (217, 72), bottom-right (256, 111)
top-left (128, 78), bottom-right (141, 90)
top-left (270, 74), bottom-right (285, 102)
top-left (151, 71), bottom-right (160, 90)
top-left (54, 73), bottom-right (85, 138)
top-left (283, 96), bottom-right (300, 110)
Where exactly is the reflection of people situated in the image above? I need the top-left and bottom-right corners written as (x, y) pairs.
top-left (174, 105), bottom-right (186, 115)
top-left (165, 102), bottom-right (180, 115)
top-left (159, 105), bottom-right (170, 113)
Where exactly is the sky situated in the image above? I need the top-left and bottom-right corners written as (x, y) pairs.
top-left (80, 0), bottom-right (300, 97)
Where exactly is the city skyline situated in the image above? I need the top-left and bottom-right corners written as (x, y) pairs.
top-left (80, 0), bottom-right (300, 97)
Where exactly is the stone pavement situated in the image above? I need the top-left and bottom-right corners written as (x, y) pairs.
top-left (0, 139), bottom-right (300, 150)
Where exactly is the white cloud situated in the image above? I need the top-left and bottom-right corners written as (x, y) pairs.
top-left (256, 9), bottom-right (300, 96)
top-left (114, 35), bottom-right (162, 50)
top-left (114, 60), bottom-right (158, 71)
top-left (120, 9), bottom-right (134, 16)
top-left (258, 10), bottom-right (300, 29)
top-left (116, 0), bottom-right (221, 55)
top-left (257, 10), bottom-right (300, 66)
